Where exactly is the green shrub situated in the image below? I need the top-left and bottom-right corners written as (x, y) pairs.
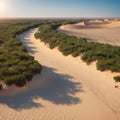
top-left (114, 76), bottom-right (120, 82)
top-left (0, 84), bottom-right (2, 90)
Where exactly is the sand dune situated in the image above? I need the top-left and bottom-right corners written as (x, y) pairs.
top-left (0, 28), bottom-right (120, 120)
top-left (58, 20), bottom-right (120, 46)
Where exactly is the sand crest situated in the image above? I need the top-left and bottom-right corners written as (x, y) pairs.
top-left (0, 28), bottom-right (120, 120)
top-left (58, 20), bottom-right (120, 46)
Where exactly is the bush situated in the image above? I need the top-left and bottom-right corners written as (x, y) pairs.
top-left (0, 84), bottom-right (2, 90)
top-left (114, 76), bottom-right (120, 82)
top-left (4, 75), bottom-right (26, 87)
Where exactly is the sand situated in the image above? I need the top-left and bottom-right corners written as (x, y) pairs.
top-left (58, 20), bottom-right (120, 46)
top-left (0, 28), bottom-right (120, 120)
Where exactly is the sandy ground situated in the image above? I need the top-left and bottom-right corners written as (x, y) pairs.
top-left (0, 28), bottom-right (120, 120)
top-left (58, 20), bottom-right (120, 46)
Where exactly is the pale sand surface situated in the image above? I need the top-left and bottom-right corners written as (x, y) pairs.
top-left (58, 20), bottom-right (120, 46)
top-left (0, 28), bottom-right (120, 120)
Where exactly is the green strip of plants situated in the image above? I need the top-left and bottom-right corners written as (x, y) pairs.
top-left (0, 22), bottom-right (42, 88)
top-left (35, 22), bottom-right (120, 82)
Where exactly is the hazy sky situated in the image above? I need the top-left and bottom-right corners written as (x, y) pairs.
top-left (0, 0), bottom-right (120, 18)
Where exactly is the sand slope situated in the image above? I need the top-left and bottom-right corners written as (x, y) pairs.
top-left (0, 28), bottom-right (120, 120)
top-left (58, 20), bottom-right (120, 46)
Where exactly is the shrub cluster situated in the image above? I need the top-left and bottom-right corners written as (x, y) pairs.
top-left (0, 22), bottom-right (42, 87)
top-left (35, 22), bottom-right (120, 82)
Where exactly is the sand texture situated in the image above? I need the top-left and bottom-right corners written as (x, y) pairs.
top-left (58, 20), bottom-right (120, 46)
top-left (0, 28), bottom-right (120, 120)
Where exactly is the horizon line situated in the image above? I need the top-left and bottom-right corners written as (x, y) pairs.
top-left (0, 16), bottom-right (120, 20)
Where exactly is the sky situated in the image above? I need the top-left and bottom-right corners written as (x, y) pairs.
top-left (0, 0), bottom-right (120, 18)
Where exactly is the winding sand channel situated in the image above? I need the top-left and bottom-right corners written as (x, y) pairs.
top-left (0, 28), bottom-right (120, 120)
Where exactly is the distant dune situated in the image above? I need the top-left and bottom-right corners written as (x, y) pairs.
top-left (58, 19), bottom-right (120, 46)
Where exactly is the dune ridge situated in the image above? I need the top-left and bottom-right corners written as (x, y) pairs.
top-left (58, 20), bottom-right (120, 45)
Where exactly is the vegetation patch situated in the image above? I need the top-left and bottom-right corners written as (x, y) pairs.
top-left (35, 21), bottom-right (120, 82)
top-left (0, 22), bottom-right (42, 88)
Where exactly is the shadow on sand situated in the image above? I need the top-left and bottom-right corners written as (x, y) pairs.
top-left (0, 66), bottom-right (83, 110)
